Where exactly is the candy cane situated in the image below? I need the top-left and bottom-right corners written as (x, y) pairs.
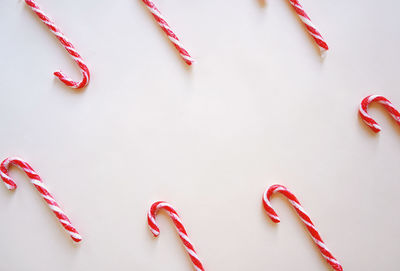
top-left (141, 0), bottom-right (194, 65)
top-left (0, 157), bottom-right (82, 242)
top-left (25, 0), bottom-right (90, 89)
top-left (147, 201), bottom-right (204, 271)
top-left (285, 0), bottom-right (329, 54)
top-left (359, 95), bottom-right (400, 133)
top-left (263, 184), bottom-right (342, 271)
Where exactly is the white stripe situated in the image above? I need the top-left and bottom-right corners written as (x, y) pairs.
top-left (380, 100), bottom-right (393, 107)
top-left (46, 21), bottom-right (58, 30)
top-left (289, 200), bottom-right (309, 217)
top-left (22, 168), bottom-right (37, 176)
top-left (180, 54), bottom-right (194, 63)
top-left (359, 104), bottom-right (369, 117)
top-left (269, 214), bottom-right (280, 221)
top-left (68, 231), bottom-right (82, 240)
top-left (168, 36), bottom-right (185, 49)
top-left (148, 211), bottom-right (156, 225)
top-left (298, 16), bottom-right (317, 31)
top-left (312, 236), bottom-right (330, 253)
top-left (65, 46), bottom-right (78, 54)
top-left (49, 205), bottom-right (65, 216)
top-left (171, 213), bottom-right (183, 225)
top-left (157, 21), bottom-right (172, 32)
top-left (149, 8), bottom-right (166, 23)
top-left (319, 250), bottom-right (339, 267)
top-left (59, 219), bottom-right (72, 226)
top-left (150, 228), bottom-right (159, 236)
top-left (327, 256), bottom-right (340, 266)
top-left (178, 231), bottom-right (191, 244)
top-left (158, 202), bottom-right (172, 209)
top-left (307, 31), bottom-right (324, 42)
top-left (185, 249), bottom-right (200, 264)
top-left (300, 218), bottom-right (316, 231)
top-left (372, 123), bottom-right (381, 130)
top-left (368, 95), bottom-right (381, 104)
top-left (31, 179), bottom-right (47, 189)
top-left (42, 194), bottom-right (55, 202)
top-left (0, 171), bottom-right (8, 179)
top-left (274, 186), bottom-right (286, 193)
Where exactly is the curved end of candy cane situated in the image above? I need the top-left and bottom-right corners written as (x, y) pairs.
top-left (148, 218), bottom-right (160, 237)
top-left (359, 97), bottom-right (382, 133)
top-left (147, 203), bottom-right (162, 237)
top-left (262, 187), bottom-right (281, 223)
top-left (0, 158), bottom-right (18, 190)
top-left (53, 70), bottom-right (89, 89)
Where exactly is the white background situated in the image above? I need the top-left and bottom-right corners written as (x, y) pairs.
top-left (1, 0), bottom-right (400, 270)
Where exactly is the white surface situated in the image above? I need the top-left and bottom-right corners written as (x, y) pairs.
top-left (1, 0), bottom-right (400, 270)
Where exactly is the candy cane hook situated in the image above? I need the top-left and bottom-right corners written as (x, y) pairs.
top-left (263, 185), bottom-right (342, 271)
top-left (147, 201), bottom-right (204, 271)
top-left (141, 0), bottom-right (194, 65)
top-left (284, 0), bottom-right (329, 54)
top-left (359, 95), bottom-right (400, 133)
top-left (0, 157), bottom-right (82, 242)
top-left (25, 0), bottom-right (90, 89)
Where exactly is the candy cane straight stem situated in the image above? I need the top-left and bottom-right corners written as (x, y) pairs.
top-left (263, 185), bottom-right (342, 271)
top-left (147, 201), bottom-right (204, 271)
top-left (0, 157), bottom-right (82, 242)
top-left (25, 0), bottom-right (90, 89)
top-left (287, 0), bottom-right (328, 54)
top-left (141, 0), bottom-right (194, 65)
top-left (359, 95), bottom-right (400, 133)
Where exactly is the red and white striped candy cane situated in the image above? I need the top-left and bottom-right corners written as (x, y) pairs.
top-left (25, 0), bottom-right (90, 89)
top-left (263, 184), bottom-right (342, 271)
top-left (141, 0), bottom-right (194, 65)
top-left (147, 201), bottom-right (204, 271)
top-left (0, 157), bottom-right (82, 242)
top-left (286, 0), bottom-right (329, 54)
top-left (359, 95), bottom-right (400, 133)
